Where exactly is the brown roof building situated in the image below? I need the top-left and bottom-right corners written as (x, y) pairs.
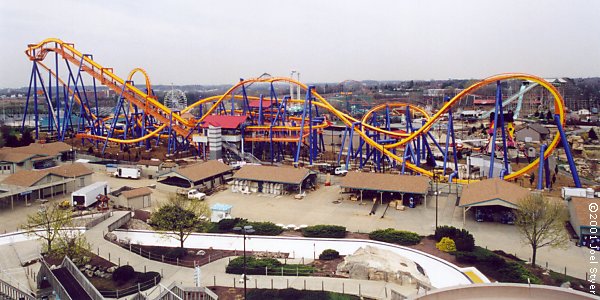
top-left (0, 163), bottom-right (94, 209)
top-left (459, 178), bottom-right (530, 208)
top-left (233, 165), bottom-right (310, 185)
top-left (9, 142), bottom-right (72, 157)
top-left (1, 163), bottom-right (93, 188)
top-left (121, 187), bottom-right (153, 199)
top-left (340, 172), bottom-right (430, 195)
top-left (0, 142), bottom-right (75, 174)
top-left (157, 160), bottom-right (233, 189)
top-left (568, 196), bottom-right (600, 247)
top-left (115, 187), bottom-right (153, 210)
top-left (458, 178), bottom-right (531, 225)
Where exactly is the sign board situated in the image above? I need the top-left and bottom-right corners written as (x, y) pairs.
top-left (19, 190), bottom-right (32, 196)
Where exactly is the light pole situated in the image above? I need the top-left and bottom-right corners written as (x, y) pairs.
top-left (233, 225), bottom-right (255, 299)
top-left (433, 166), bottom-right (442, 230)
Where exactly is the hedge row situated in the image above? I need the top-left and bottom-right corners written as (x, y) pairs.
top-left (226, 256), bottom-right (315, 276)
top-left (369, 228), bottom-right (421, 245)
top-left (209, 218), bottom-right (283, 236)
top-left (301, 225), bottom-right (347, 238)
top-left (247, 288), bottom-right (360, 300)
top-left (455, 247), bottom-right (540, 284)
top-left (434, 225), bottom-right (475, 252)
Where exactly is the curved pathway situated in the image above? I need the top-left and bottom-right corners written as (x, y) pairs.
top-left (113, 229), bottom-right (486, 288)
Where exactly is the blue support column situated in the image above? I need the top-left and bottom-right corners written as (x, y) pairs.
top-left (537, 144), bottom-right (546, 190)
top-left (258, 94), bottom-right (264, 125)
top-left (33, 63), bottom-right (39, 139)
top-left (489, 81), bottom-right (502, 178)
top-left (22, 64), bottom-right (35, 133)
top-left (554, 114), bottom-right (582, 187)
top-left (55, 48), bottom-right (61, 140)
top-left (294, 87), bottom-right (313, 166)
top-left (337, 128), bottom-right (348, 165)
top-left (544, 156), bottom-right (551, 189)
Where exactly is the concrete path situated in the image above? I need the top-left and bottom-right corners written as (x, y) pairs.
top-left (111, 229), bottom-right (477, 288)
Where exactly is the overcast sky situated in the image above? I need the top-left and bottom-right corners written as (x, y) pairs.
top-left (1, 0), bottom-right (599, 88)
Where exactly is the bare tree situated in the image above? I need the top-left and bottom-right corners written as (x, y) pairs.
top-left (515, 193), bottom-right (569, 266)
top-left (149, 194), bottom-right (210, 248)
top-left (24, 202), bottom-right (73, 253)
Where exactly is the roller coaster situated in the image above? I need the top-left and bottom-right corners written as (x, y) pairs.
top-left (21, 38), bottom-right (581, 187)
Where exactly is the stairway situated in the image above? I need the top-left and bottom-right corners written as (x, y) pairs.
top-left (222, 142), bottom-right (263, 164)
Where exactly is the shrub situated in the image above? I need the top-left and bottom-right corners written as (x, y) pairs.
top-left (226, 256), bottom-right (282, 275)
top-left (247, 221), bottom-right (284, 236)
top-left (369, 228), bottom-right (422, 245)
top-left (454, 246), bottom-right (540, 284)
top-left (166, 247), bottom-right (187, 259)
top-left (137, 271), bottom-right (161, 284)
top-left (434, 225), bottom-right (460, 241)
top-left (302, 225), bottom-right (347, 238)
top-left (217, 218), bottom-right (245, 231)
top-left (226, 256), bottom-right (315, 276)
top-left (319, 249), bottom-right (340, 260)
top-left (453, 230), bottom-right (475, 252)
top-left (112, 265), bottom-right (135, 283)
top-left (436, 237), bottom-right (456, 252)
top-left (454, 251), bottom-right (478, 263)
top-left (434, 226), bottom-right (475, 252)
top-left (497, 262), bottom-right (541, 284)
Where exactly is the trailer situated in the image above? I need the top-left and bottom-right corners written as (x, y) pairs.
top-left (114, 166), bottom-right (141, 179)
top-left (72, 181), bottom-right (110, 207)
top-left (562, 187), bottom-right (594, 200)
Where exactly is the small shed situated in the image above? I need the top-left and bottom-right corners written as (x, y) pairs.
top-left (117, 187), bottom-right (153, 209)
top-left (568, 197), bottom-right (600, 248)
top-left (515, 124), bottom-right (550, 142)
top-left (136, 159), bottom-right (162, 179)
top-left (211, 203), bottom-right (233, 222)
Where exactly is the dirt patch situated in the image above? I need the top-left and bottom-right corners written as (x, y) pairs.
top-left (207, 286), bottom-right (243, 300)
top-left (123, 218), bottom-right (153, 230)
top-left (44, 250), bottom-right (115, 270)
top-left (130, 244), bottom-right (278, 268)
top-left (310, 257), bottom-right (345, 277)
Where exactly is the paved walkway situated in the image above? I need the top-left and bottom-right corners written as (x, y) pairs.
top-left (89, 212), bottom-right (468, 299)
top-left (111, 229), bottom-right (477, 288)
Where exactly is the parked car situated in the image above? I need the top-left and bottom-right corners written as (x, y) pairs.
top-left (187, 189), bottom-right (206, 200)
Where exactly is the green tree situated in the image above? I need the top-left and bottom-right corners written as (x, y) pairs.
top-left (149, 194), bottom-right (210, 248)
top-left (24, 202), bottom-right (73, 253)
top-left (53, 230), bottom-right (91, 261)
top-left (515, 194), bottom-right (569, 266)
top-left (20, 127), bottom-right (34, 146)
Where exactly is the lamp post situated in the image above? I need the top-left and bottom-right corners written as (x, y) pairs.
top-left (433, 166), bottom-right (442, 230)
top-left (233, 225), bottom-right (255, 299)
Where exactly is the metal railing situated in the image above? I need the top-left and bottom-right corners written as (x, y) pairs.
top-left (84, 211), bottom-right (112, 229)
top-left (109, 239), bottom-right (234, 268)
top-left (153, 282), bottom-right (217, 300)
top-left (107, 211), bottom-right (132, 232)
top-left (97, 273), bottom-right (161, 299)
top-left (37, 258), bottom-right (72, 300)
top-left (0, 277), bottom-right (36, 300)
top-left (61, 256), bottom-right (104, 300)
